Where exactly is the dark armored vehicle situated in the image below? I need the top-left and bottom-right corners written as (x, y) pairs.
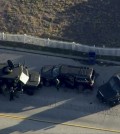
top-left (41, 64), bottom-right (95, 92)
top-left (0, 60), bottom-right (41, 96)
top-left (97, 74), bottom-right (120, 106)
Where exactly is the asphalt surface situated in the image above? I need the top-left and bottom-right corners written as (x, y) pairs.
top-left (0, 48), bottom-right (120, 134)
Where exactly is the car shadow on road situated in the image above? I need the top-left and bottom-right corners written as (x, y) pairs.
top-left (0, 85), bottom-right (111, 134)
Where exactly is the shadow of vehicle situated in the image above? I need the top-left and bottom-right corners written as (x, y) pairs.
top-left (0, 85), bottom-right (110, 133)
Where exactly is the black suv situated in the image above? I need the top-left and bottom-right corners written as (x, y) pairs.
top-left (41, 64), bottom-right (95, 92)
top-left (97, 74), bottom-right (120, 106)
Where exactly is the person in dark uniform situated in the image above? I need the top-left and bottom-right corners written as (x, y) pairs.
top-left (55, 78), bottom-right (60, 91)
top-left (9, 87), bottom-right (14, 101)
top-left (13, 82), bottom-right (19, 98)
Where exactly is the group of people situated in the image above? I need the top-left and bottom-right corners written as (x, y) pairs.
top-left (9, 86), bottom-right (20, 101)
top-left (9, 78), bottom-right (60, 101)
top-left (9, 82), bottom-right (23, 101)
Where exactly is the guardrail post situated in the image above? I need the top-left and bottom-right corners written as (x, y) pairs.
top-left (47, 38), bottom-right (50, 46)
top-left (0, 32), bottom-right (120, 56)
top-left (2, 32), bottom-right (4, 40)
top-left (72, 42), bottom-right (75, 50)
top-left (24, 34), bottom-right (26, 44)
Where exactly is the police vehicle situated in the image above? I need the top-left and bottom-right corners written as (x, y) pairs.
top-left (0, 60), bottom-right (41, 96)
top-left (97, 74), bottom-right (120, 106)
top-left (41, 64), bottom-right (95, 92)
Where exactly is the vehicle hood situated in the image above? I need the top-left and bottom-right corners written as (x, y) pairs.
top-left (41, 65), bottom-right (54, 79)
top-left (26, 71), bottom-right (40, 87)
top-left (98, 83), bottom-right (117, 100)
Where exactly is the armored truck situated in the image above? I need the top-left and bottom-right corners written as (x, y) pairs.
top-left (0, 60), bottom-right (41, 96)
top-left (41, 64), bottom-right (95, 92)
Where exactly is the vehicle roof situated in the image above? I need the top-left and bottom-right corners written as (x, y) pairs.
top-left (0, 63), bottom-right (23, 80)
top-left (98, 82), bottom-right (117, 100)
top-left (41, 65), bottom-right (54, 78)
top-left (41, 65), bottom-right (54, 73)
top-left (60, 65), bottom-right (94, 77)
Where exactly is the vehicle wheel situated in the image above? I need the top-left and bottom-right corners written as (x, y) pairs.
top-left (62, 83), bottom-right (66, 88)
top-left (44, 81), bottom-right (50, 87)
top-left (26, 89), bottom-right (34, 96)
top-left (109, 101), bottom-right (117, 107)
top-left (0, 84), bottom-right (7, 95)
top-left (61, 83), bottom-right (67, 92)
top-left (76, 85), bottom-right (84, 94)
top-left (63, 88), bottom-right (68, 92)
top-left (118, 98), bottom-right (120, 103)
top-left (37, 82), bottom-right (43, 89)
top-left (39, 81), bottom-right (43, 88)
top-left (99, 98), bottom-right (105, 103)
top-left (83, 88), bottom-right (92, 94)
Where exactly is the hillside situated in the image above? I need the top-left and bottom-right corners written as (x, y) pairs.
top-left (0, 0), bottom-right (120, 47)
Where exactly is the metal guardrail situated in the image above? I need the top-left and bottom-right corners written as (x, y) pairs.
top-left (0, 32), bottom-right (120, 56)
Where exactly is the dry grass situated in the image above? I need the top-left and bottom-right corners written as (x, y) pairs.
top-left (0, 0), bottom-right (120, 47)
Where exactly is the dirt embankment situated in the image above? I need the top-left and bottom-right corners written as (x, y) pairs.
top-left (0, 0), bottom-right (120, 47)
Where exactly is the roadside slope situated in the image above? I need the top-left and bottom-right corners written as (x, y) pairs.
top-left (0, 0), bottom-right (120, 47)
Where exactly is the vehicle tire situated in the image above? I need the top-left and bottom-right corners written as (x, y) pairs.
top-left (26, 89), bottom-right (34, 96)
top-left (63, 88), bottom-right (68, 92)
top-left (109, 101), bottom-right (117, 107)
top-left (44, 81), bottom-right (50, 87)
top-left (62, 83), bottom-right (66, 88)
top-left (38, 81), bottom-right (43, 89)
top-left (99, 98), bottom-right (105, 103)
top-left (0, 84), bottom-right (7, 95)
top-left (76, 85), bottom-right (84, 94)
top-left (83, 88), bottom-right (92, 94)
top-left (61, 83), bottom-right (67, 92)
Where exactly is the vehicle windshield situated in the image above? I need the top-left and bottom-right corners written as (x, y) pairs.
top-left (42, 66), bottom-right (53, 73)
top-left (52, 66), bottom-right (59, 77)
top-left (109, 77), bottom-right (120, 92)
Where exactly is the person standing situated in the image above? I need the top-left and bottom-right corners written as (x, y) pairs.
top-left (55, 78), bottom-right (60, 91)
top-left (9, 87), bottom-right (14, 101)
top-left (13, 82), bottom-right (19, 98)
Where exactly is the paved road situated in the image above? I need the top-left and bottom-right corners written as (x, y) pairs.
top-left (0, 116), bottom-right (118, 134)
top-left (0, 48), bottom-right (120, 134)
